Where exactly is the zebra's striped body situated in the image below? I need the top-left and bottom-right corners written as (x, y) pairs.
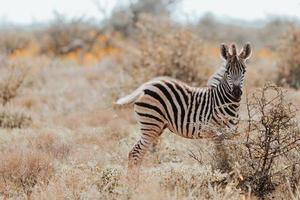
top-left (115, 43), bottom-right (251, 173)
top-left (133, 77), bottom-right (239, 139)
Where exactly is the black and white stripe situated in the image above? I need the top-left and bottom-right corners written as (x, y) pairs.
top-left (115, 43), bottom-right (252, 172)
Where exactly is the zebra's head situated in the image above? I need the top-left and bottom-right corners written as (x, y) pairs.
top-left (220, 43), bottom-right (251, 100)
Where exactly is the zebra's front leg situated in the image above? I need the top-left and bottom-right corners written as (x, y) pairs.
top-left (127, 131), bottom-right (160, 181)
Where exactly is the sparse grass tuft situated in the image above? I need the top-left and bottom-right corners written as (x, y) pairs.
top-left (31, 132), bottom-right (71, 160)
top-left (0, 109), bottom-right (32, 128)
top-left (0, 61), bottom-right (28, 106)
top-left (97, 167), bottom-right (122, 196)
top-left (157, 165), bottom-right (241, 200)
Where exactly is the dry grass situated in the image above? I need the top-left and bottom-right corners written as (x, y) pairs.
top-left (0, 108), bottom-right (31, 129)
top-left (0, 147), bottom-right (54, 198)
top-left (0, 59), bottom-right (28, 106)
top-left (0, 56), bottom-right (246, 199)
top-left (0, 14), bottom-right (299, 200)
top-left (0, 56), bottom-right (298, 199)
top-left (119, 14), bottom-right (213, 87)
top-left (276, 27), bottom-right (300, 88)
top-left (0, 31), bottom-right (30, 55)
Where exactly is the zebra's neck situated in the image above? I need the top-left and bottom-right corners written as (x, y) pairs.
top-left (207, 64), bottom-right (226, 88)
top-left (211, 76), bottom-right (241, 126)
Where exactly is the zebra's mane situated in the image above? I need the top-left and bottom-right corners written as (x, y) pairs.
top-left (206, 64), bottom-right (226, 88)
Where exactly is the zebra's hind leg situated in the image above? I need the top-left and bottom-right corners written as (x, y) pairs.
top-left (127, 129), bottom-right (162, 182)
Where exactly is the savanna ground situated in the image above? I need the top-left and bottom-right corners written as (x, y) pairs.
top-left (0, 1), bottom-right (300, 199)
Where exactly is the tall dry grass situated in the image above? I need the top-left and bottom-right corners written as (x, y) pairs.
top-left (276, 27), bottom-right (300, 88)
top-left (0, 11), bottom-right (299, 200)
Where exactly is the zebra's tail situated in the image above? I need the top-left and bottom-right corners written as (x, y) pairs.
top-left (113, 85), bottom-right (144, 109)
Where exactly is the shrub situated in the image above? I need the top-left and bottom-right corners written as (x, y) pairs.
top-left (31, 132), bottom-right (71, 160)
top-left (276, 28), bottom-right (300, 88)
top-left (234, 84), bottom-right (300, 198)
top-left (0, 31), bottom-right (30, 55)
top-left (98, 0), bottom-right (177, 35)
top-left (0, 109), bottom-right (32, 128)
top-left (0, 62), bottom-right (27, 106)
top-left (122, 14), bottom-right (212, 86)
top-left (242, 84), bottom-right (300, 197)
top-left (189, 84), bottom-right (300, 198)
top-left (0, 148), bottom-right (54, 198)
top-left (38, 15), bottom-right (103, 57)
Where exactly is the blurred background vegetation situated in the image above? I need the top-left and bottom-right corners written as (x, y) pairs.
top-left (0, 0), bottom-right (300, 199)
top-left (1, 0), bottom-right (300, 89)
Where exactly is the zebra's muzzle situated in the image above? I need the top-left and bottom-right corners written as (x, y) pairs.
top-left (232, 86), bottom-right (242, 99)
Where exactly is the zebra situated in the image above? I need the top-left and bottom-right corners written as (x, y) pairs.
top-left (115, 43), bottom-right (251, 174)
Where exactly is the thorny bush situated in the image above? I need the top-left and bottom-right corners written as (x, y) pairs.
top-left (190, 84), bottom-right (300, 199)
top-left (237, 84), bottom-right (300, 198)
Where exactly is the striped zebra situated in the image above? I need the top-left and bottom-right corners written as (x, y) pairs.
top-left (115, 43), bottom-right (251, 173)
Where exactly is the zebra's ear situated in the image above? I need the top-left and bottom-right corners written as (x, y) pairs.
top-left (239, 43), bottom-right (251, 60)
top-left (220, 44), bottom-right (229, 60)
